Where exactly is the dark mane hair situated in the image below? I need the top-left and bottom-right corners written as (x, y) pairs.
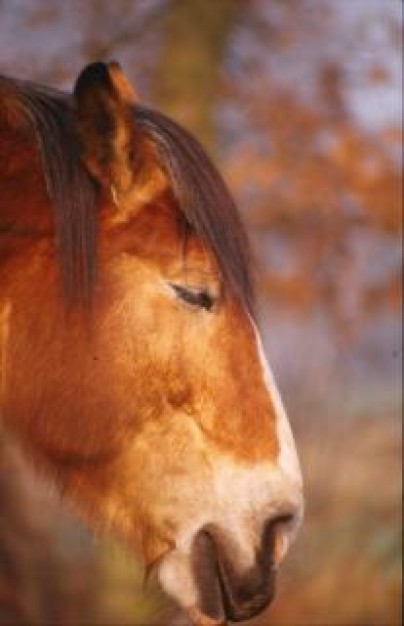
top-left (0, 75), bottom-right (254, 313)
top-left (0, 76), bottom-right (97, 303)
top-left (135, 107), bottom-right (254, 313)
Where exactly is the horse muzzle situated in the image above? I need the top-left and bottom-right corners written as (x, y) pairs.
top-left (188, 513), bottom-right (294, 624)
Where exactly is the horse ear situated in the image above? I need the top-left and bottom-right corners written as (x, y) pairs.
top-left (73, 61), bottom-right (138, 195)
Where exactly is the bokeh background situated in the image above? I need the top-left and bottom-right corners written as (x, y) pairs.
top-left (0, 1), bottom-right (402, 625)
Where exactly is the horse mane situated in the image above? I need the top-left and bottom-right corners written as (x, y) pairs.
top-left (0, 75), bottom-right (254, 313)
top-left (0, 76), bottom-right (97, 303)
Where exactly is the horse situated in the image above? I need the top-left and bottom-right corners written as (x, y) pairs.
top-left (0, 62), bottom-right (303, 626)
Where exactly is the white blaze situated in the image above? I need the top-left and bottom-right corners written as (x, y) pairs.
top-left (252, 322), bottom-right (303, 487)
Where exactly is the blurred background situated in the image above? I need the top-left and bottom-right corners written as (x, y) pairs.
top-left (0, 1), bottom-right (402, 625)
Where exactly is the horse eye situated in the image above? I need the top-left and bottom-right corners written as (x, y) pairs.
top-left (170, 284), bottom-right (215, 311)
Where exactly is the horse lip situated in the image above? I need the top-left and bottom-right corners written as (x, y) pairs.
top-left (192, 530), bottom-right (277, 624)
top-left (215, 555), bottom-right (276, 623)
top-left (192, 531), bottom-right (226, 623)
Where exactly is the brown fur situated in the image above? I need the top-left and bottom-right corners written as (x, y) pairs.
top-left (0, 63), bottom-right (301, 626)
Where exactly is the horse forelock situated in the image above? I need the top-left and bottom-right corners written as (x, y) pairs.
top-left (135, 107), bottom-right (255, 315)
top-left (0, 75), bottom-right (254, 315)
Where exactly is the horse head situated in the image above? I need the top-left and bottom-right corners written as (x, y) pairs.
top-left (0, 62), bottom-right (303, 625)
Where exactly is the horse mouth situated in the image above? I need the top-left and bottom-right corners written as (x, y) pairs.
top-left (191, 530), bottom-right (277, 624)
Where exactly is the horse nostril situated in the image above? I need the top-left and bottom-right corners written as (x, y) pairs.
top-left (262, 512), bottom-right (296, 568)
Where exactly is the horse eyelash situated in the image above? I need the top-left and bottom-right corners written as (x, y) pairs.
top-left (169, 283), bottom-right (215, 311)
